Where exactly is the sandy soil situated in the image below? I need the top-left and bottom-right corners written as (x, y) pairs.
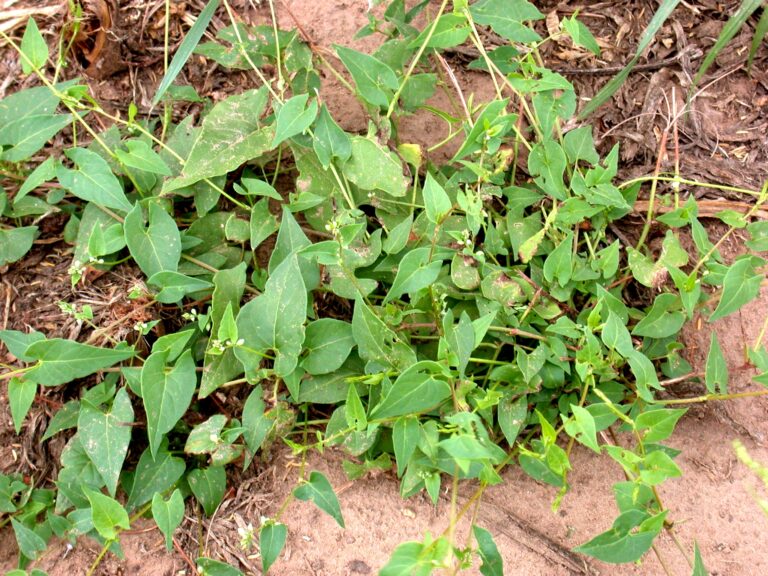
top-left (0, 0), bottom-right (767, 575)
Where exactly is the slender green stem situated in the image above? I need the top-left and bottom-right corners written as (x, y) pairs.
top-left (658, 389), bottom-right (768, 405)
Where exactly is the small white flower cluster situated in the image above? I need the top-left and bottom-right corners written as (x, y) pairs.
top-left (324, 218), bottom-right (340, 236)
top-left (209, 338), bottom-right (245, 353)
top-left (238, 522), bottom-right (256, 551)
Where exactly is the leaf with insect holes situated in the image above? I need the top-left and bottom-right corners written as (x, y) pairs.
top-left (342, 136), bottom-right (407, 197)
top-left (236, 254), bottom-right (307, 377)
top-left (78, 387), bottom-right (134, 497)
top-left (335, 46), bottom-right (398, 108)
top-left (188, 466), bottom-right (226, 517)
top-left (152, 489), bottom-right (184, 551)
top-left (20, 18), bottom-right (48, 73)
top-left (384, 247), bottom-right (443, 304)
top-left (473, 525), bottom-right (504, 576)
top-left (115, 139), bottom-right (172, 176)
top-left (423, 173), bottom-right (452, 224)
top-left (260, 521), bottom-right (287, 574)
top-left (273, 94), bottom-right (318, 147)
top-left (56, 147), bottom-right (133, 212)
top-left (709, 257), bottom-right (764, 322)
top-left (0, 227), bottom-right (37, 267)
top-left (24, 339), bottom-right (134, 387)
top-left (705, 332), bottom-right (728, 394)
top-left (124, 201), bottom-right (182, 279)
top-left (498, 394), bottom-right (528, 447)
top-left (8, 378), bottom-right (37, 434)
top-left (141, 350), bottom-right (196, 459)
top-left (84, 486), bottom-right (130, 541)
top-left (164, 88), bottom-right (272, 190)
top-left (293, 471), bottom-right (345, 528)
top-left (636, 408), bottom-right (687, 443)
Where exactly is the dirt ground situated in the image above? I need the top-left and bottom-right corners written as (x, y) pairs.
top-left (1, 0), bottom-right (767, 574)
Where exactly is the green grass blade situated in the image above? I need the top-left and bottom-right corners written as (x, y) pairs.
top-left (748, 6), bottom-right (768, 71)
top-left (694, 0), bottom-right (763, 86)
top-left (579, 0), bottom-right (681, 118)
top-left (151, 0), bottom-right (220, 106)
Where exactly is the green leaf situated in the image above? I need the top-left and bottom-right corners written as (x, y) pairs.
top-left (236, 254), bottom-right (307, 377)
top-left (25, 339), bottom-right (133, 386)
top-left (470, 0), bottom-right (543, 43)
top-left (632, 294), bottom-right (686, 339)
top-left (0, 114), bottom-right (73, 163)
top-left (84, 486), bottom-right (130, 541)
top-left (313, 105), bottom-right (351, 168)
top-left (273, 94), bottom-right (318, 147)
top-left (0, 227), bottom-right (38, 267)
top-left (78, 387), bottom-right (134, 496)
top-left (562, 15), bottom-right (600, 56)
top-left (301, 319), bottom-right (355, 375)
top-left (250, 199), bottom-right (279, 250)
top-left (527, 140), bottom-right (567, 200)
top-left (692, 542), bottom-right (708, 576)
top-left (345, 384), bottom-right (368, 431)
top-left (188, 466), bottom-right (227, 516)
top-left (165, 88), bottom-right (272, 189)
top-left (335, 45), bottom-right (399, 108)
top-left (20, 18), bottom-right (48, 73)
top-left (423, 173), bottom-right (452, 224)
top-left (371, 362), bottom-right (452, 419)
top-left (564, 404), bottom-right (599, 453)
top-left (626, 349), bottom-right (661, 402)
top-left (141, 350), bottom-right (197, 459)
top-left (11, 518), bottom-right (46, 561)
top-left (393, 417), bottom-right (420, 477)
top-left (379, 540), bottom-right (434, 576)
top-left (563, 126), bottom-right (599, 164)
top-left (351, 300), bottom-right (416, 371)
top-left (147, 271), bottom-right (213, 304)
top-left (242, 385), bottom-right (272, 465)
top-left (575, 510), bottom-right (666, 563)
top-left (196, 558), bottom-right (243, 576)
top-left (705, 332), bottom-right (728, 394)
top-left (185, 415), bottom-right (227, 455)
top-left (452, 98), bottom-right (509, 162)
top-left (409, 13), bottom-right (470, 49)
top-left (124, 201), bottom-right (181, 278)
top-left (710, 258), bottom-right (763, 322)
top-left (268, 208), bottom-right (318, 289)
top-left (126, 445), bottom-right (186, 511)
top-left (292, 471), bottom-right (345, 528)
top-left (42, 399), bottom-right (80, 441)
top-left (260, 522), bottom-right (287, 574)
top-left (115, 140), bottom-right (172, 176)
top-left (473, 525), bottom-right (504, 576)
top-left (8, 378), bottom-right (37, 434)
top-left (152, 489), bottom-right (185, 551)
top-left (384, 247), bottom-right (443, 304)
top-left (342, 136), bottom-right (406, 197)
top-left (542, 232), bottom-right (573, 286)
top-left (636, 408), bottom-right (687, 443)
top-left (56, 147), bottom-right (132, 212)
top-left (498, 394), bottom-right (527, 447)
top-left (152, 0), bottom-right (221, 105)
top-left (601, 311), bottom-right (634, 357)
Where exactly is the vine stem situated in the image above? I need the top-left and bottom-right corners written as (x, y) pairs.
top-left (658, 389), bottom-right (768, 405)
top-left (385, 0), bottom-right (450, 121)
